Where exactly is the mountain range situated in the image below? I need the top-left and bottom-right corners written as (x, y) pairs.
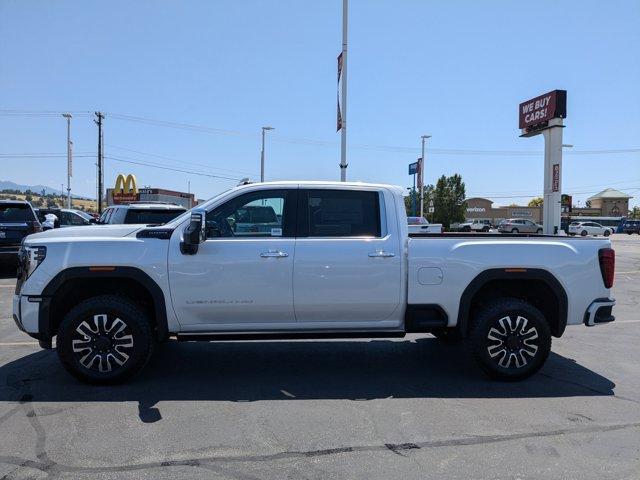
top-left (0, 180), bottom-right (93, 199)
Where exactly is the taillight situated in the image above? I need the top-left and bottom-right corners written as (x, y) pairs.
top-left (598, 248), bottom-right (615, 289)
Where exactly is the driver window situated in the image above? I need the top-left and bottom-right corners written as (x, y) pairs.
top-left (206, 189), bottom-right (293, 239)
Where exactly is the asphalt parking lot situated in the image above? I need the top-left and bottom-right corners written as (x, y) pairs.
top-left (0, 235), bottom-right (638, 479)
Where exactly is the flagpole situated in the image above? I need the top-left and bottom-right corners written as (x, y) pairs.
top-left (339, 0), bottom-right (348, 182)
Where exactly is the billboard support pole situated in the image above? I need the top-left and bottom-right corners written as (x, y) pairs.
top-left (542, 118), bottom-right (563, 235)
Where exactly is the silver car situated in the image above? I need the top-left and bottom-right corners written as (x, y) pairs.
top-left (498, 218), bottom-right (543, 234)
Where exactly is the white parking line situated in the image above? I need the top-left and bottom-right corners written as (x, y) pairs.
top-left (0, 285), bottom-right (15, 288)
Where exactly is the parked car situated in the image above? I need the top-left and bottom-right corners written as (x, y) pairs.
top-left (98, 202), bottom-right (187, 225)
top-left (13, 181), bottom-right (615, 384)
top-left (498, 218), bottom-right (543, 234)
top-left (35, 208), bottom-right (95, 229)
top-left (622, 220), bottom-right (640, 235)
top-left (456, 219), bottom-right (492, 232)
top-left (407, 216), bottom-right (443, 234)
top-left (568, 221), bottom-right (613, 237)
top-left (0, 200), bottom-right (41, 265)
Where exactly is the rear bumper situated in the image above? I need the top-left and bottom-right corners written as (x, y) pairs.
top-left (584, 298), bottom-right (616, 326)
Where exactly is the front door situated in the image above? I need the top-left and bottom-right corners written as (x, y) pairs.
top-left (168, 188), bottom-right (297, 330)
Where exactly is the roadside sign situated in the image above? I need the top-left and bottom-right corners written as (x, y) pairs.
top-left (408, 161), bottom-right (419, 175)
top-left (519, 90), bottom-right (566, 133)
top-left (552, 164), bottom-right (560, 192)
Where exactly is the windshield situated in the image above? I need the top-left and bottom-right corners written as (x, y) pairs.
top-left (124, 209), bottom-right (186, 225)
top-left (0, 204), bottom-right (34, 222)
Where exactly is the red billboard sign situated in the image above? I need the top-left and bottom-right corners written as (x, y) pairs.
top-left (519, 90), bottom-right (567, 130)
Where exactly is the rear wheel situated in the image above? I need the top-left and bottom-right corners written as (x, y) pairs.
top-left (57, 295), bottom-right (154, 384)
top-left (536, 228), bottom-right (543, 234)
top-left (469, 298), bottom-right (551, 381)
top-left (581, 230), bottom-right (587, 236)
top-left (604, 230), bottom-right (611, 237)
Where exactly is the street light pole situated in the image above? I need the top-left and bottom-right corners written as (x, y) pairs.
top-left (339, 0), bottom-right (348, 181)
top-left (420, 135), bottom-right (431, 218)
top-left (260, 126), bottom-right (274, 182)
top-left (62, 113), bottom-right (72, 208)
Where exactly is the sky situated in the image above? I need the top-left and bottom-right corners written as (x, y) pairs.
top-left (1, 0), bottom-right (638, 209)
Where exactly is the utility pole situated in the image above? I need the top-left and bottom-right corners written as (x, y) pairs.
top-left (420, 135), bottom-right (431, 218)
top-left (62, 114), bottom-right (72, 208)
top-left (339, 0), bottom-right (348, 181)
top-left (260, 126), bottom-right (274, 182)
top-left (94, 112), bottom-right (105, 214)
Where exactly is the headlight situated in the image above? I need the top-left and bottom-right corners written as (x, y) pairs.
top-left (23, 246), bottom-right (47, 278)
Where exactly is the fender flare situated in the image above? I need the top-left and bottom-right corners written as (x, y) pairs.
top-left (456, 268), bottom-right (568, 338)
top-left (39, 266), bottom-right (169, 341)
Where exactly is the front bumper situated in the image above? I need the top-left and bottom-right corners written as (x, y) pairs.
top-left (584, 298), bottom-right (616, 326)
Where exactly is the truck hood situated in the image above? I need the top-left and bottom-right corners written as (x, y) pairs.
top-left (25, 224), bottom-right (143, 242)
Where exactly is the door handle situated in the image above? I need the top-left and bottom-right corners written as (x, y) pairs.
top-left (260, 250), bottom-right (289, 258)
top-left (368, 251), bottom-right (396, 258)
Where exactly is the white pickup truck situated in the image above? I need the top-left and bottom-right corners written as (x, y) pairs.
top-left (13, 181), bottom-right (616, 384)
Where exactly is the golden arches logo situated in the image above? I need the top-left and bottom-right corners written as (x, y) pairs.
top-left (114, 174), bottom-right (138, 194)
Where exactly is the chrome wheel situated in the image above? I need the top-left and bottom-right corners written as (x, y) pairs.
top-left (486, 315), bottom-right (539, 369)
top-left (71, 314), bottom-right (134, 373)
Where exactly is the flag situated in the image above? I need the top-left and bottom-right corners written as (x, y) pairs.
top-left (337, 53), bottom-right (343, 132)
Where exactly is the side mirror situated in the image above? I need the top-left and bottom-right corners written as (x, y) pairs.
top-left (180, 208), bottom-right (206, 255)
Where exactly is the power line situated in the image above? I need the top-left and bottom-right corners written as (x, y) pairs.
top-left (104, 155), bottom-right (243, 181)
top-left (0, 109), bottom-right (92, 116)
top-left (106, 144), bottom-right (257, 176)
top-left (4, 109), bottom-right (640, 156)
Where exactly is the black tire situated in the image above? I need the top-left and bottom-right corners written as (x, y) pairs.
top-left (604, 230), bottom-right (610, 237)
top-left (511, 228), bottom-right (519, 234)
top-left (536, 228), bottom-right (543, 234)
top-left (581, 230), bottom-right (587, 236)
top-left (431, 328), bottom-right (463, 342)
top-left (482, 226), bottom-right (490, 232)
top-left (468, 298), bottom-right (551, 381)
top-left (57, 295), bottom-right (154, 384)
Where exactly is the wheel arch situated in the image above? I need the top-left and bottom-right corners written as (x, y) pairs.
top-left (456, 268), bottom-right (568, 338)
top-left (39, 266), bottom-right (169, 342)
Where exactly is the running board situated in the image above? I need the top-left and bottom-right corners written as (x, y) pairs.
top-left (176, 331), bottom-right (406, 342)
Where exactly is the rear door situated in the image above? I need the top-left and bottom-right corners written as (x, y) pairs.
top-left (292, 187), bottom-right (402, 328)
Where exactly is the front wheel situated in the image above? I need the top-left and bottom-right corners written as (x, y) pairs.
top-left (536, 228), bottom-right (543, 234)
top-left (469, 298), bottom-right (551, 381)
top-left (511, 228), bottom-right (519, 234)
top-left (581, 230), bottom-right (588, 236)
top-left (57, 295), bottom-right (154, 384)
top-left (604, 230), bottom-right (611, 237)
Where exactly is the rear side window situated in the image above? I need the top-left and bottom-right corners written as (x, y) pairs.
top-left (300, 190), bottom-right (381, 237)
top-left (124, 208), bottom-right (185, 225)
top-left (0, 204), bottom-right (35, 222)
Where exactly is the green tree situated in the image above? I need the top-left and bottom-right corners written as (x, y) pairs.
top-left (528, 197), bottom-right (543, 207)
top-left (432, 174), bottom-right (466, 229)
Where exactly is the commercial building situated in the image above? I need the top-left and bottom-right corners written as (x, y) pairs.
top-left (465, 198), bottom-right (542, 224)
top-left (106, 174), bottom-right (195, 208)
top-left (464, 188), bottom-right (633, 226)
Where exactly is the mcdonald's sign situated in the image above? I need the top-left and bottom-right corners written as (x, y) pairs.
top-left (113, 174), bottom-right (139, 203)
